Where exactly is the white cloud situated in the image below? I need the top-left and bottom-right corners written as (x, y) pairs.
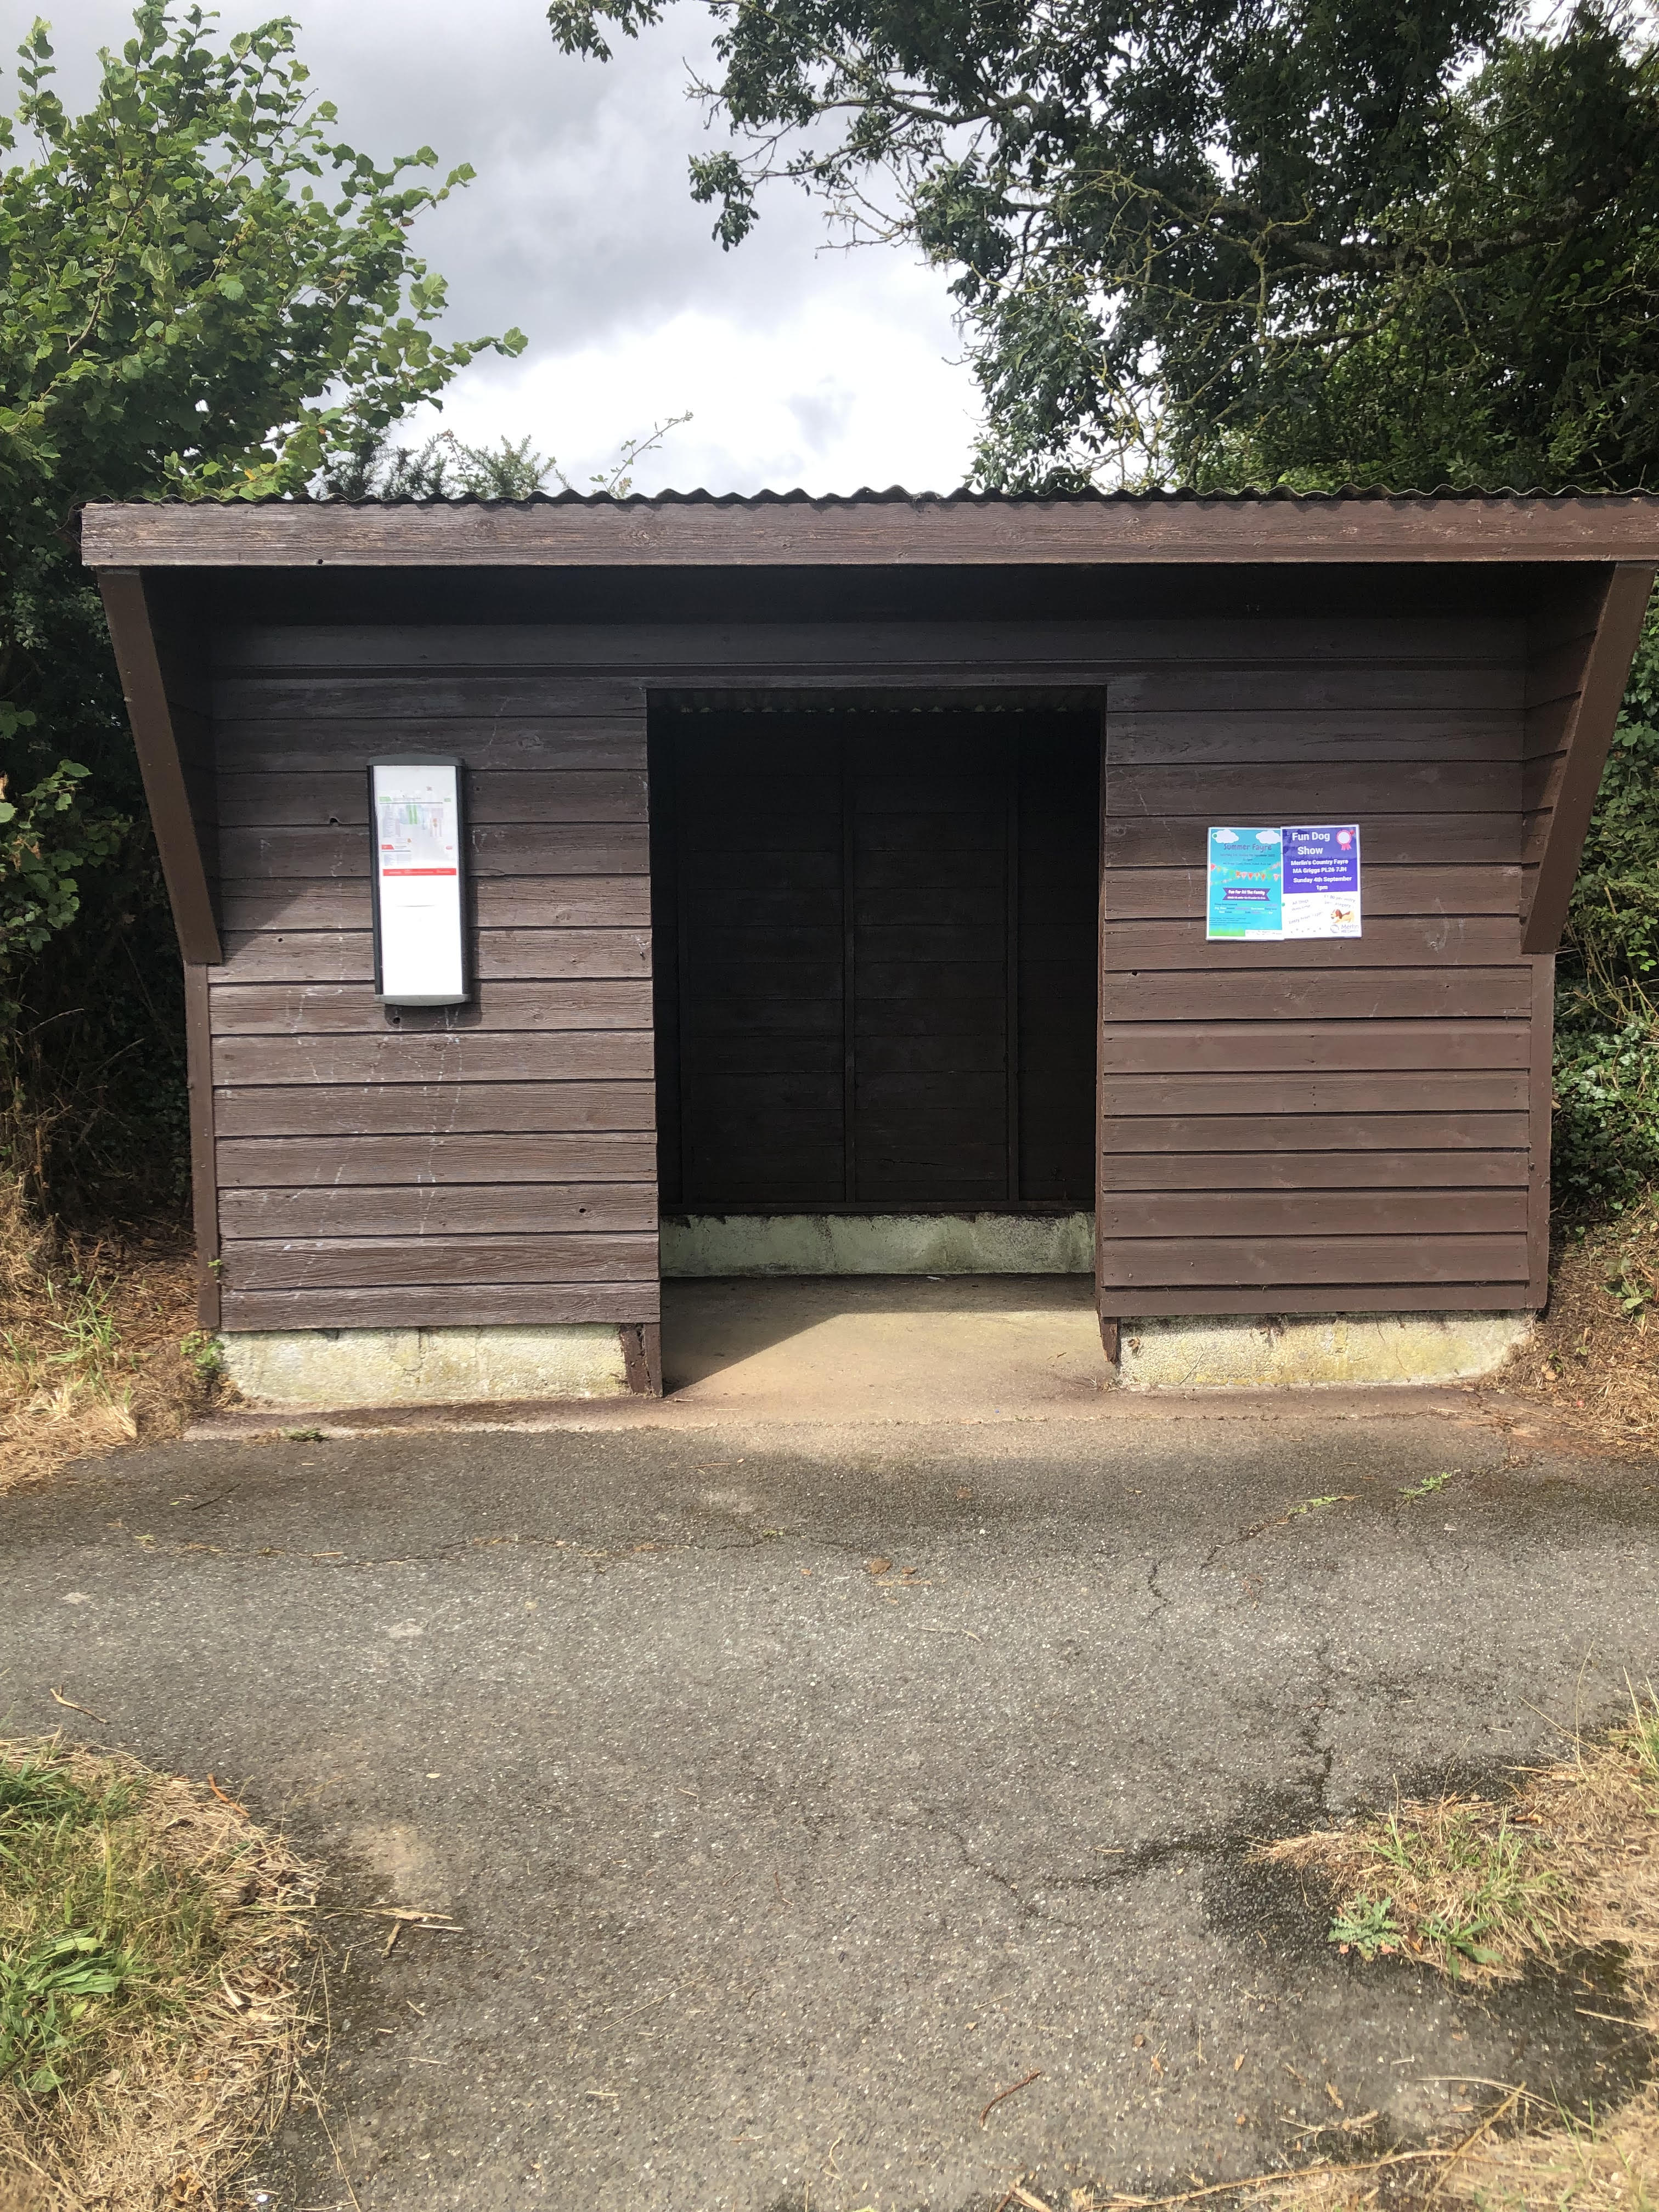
top-left (413, 275), bottom-right (977, 495)
top-left (24, 0), bottom-right (983, 491)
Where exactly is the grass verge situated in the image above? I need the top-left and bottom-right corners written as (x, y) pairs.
top-left (0, 1737), bottom-right (317, 2210)
top-left (0, 1179), bottom-right (224, 1495)
top-left (1233, 1697), bottom-right (1659, 2209)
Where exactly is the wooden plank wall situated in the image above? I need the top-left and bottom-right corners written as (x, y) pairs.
top-left (1098, 640), bottom-right (1540, 1314)
top-left (207, 649), bottom-right (657, 1333)
top-left (198, 606), bottom-right (1546, 1335)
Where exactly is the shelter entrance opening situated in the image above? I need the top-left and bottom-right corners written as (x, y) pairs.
top-left (650, 700), bottom-right (1101, 1268)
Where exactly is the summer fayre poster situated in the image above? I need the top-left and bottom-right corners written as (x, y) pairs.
top-left (1205, 826), bottom-right (1284, 939)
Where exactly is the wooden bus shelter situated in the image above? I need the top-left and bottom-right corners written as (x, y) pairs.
top-left (80, 489), bottom-right (1659, 1402)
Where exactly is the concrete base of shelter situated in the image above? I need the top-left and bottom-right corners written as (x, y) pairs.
top-left (218, 1325), bottom-right (633, 1410)
top-left (662, 1212), bottom-right (1094, 1277)
top-left (1116, 1311), bottom-right (1533, 1391)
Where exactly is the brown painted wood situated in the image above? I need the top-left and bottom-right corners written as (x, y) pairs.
top-left (1522, 749), bottom-right (1571, 814)
top-left (214, 1080), bottom-right (654, 1137)
top-left (222, 1282), bottom-right (661, 1329)
top-left (217, 771), bottom-right (647, 827)
top-left (1101, 1111), bottom-right (1528, 1152)
top-left (1099, 917), bottom-right (1521, 968)
top-left (213, 617), bottom-right (1524, 670)
top-left (1102, 864), bottom-right (1520, 922)
top-left (221, 1232), bottom-right (657, 1292)
top-left (1098, 1233), bottom-right (1526, 1287)
top-left (620, 1322), bottom-right (662, 1394)
top-left (1109, 667), bottom-right (1521, 713)
top-left (1108, 761), bottom-right (1519, 819)
top-left (219, 1183), bottom-right (655, 1238)
top-left (217, 1132), bottom-right (654, 1185)
top-left (1102, 1070), bottom-right (1528, 1115)
top-left (217, 927), bottom-right (652, 986)
top-left (1527, 954), bottom-right (1555, 1304)
top-left (1102, 1283), bottom-right (1530, 1316)
top-left (1103, 817), bottom-right (1521, 869)
top-left (1526, 628), bottom-right (1607, 708)
top-left (218, 823), bottom-right (648, 879)
top-left (98, 572), bottom-right (222, 962)
top-left (183, 964), bottom-right (221, 1328)
top-left (1104, 1149), bottom-right (1526, 1190)
top-left (1522, 563), bottom-right (1657, 952)
top-left (208, 979), bottom-right (653, 1035)
top-left (1099, 1021), bottom-right (1530, 1073)
top-left (1101, 1190), bottom-right (1526, 1236)
top-left (220, 879), bottom-right (652, 933)
top-left (80, 491), bottom-right (1659, 567)
top-left (1521, 693), bottom-right (1577, 761)
top-left (212, 674), bottom-right (648, 719)
top-left (1107, 712), bottom-right (1523, 766)
top-left (216, 719), bottom-right (648, 776)
top-left (1099, 969), bottom-right (1533, 1023)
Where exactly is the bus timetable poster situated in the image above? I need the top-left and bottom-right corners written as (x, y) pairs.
top-left (370, 757), bottom-right (469, 1005)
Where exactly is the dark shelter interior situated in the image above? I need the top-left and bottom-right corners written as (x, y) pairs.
top-left (650, 703), bottom-right (1101, 1216)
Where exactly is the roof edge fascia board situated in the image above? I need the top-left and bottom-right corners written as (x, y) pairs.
top-left (79, 493), bottom-right (1659, 569)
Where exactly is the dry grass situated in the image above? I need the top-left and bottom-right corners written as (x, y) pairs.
top-left (0, 1180), bottom-right (224, 1496)
top-left (0, 1737), bottom-right (318, 2211)
top-left (1504, 1200), bottom-right (1659, 1447)
top-left (1227, 1699), bottom-right (1659, 2211)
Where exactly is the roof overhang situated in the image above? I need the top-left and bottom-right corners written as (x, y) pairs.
top-left (78, 490), bottom-right (1659, 569)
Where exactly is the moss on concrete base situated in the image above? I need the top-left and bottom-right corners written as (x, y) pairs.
top-left (1116, 1311), bottom-right (1532, 1391)
top-left (219, 1325), bottom-right (631, 1409)
top-left (662, 1212), bottom-right (1094, 1277)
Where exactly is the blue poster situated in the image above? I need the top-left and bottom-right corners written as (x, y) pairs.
top-left (1281, 823), bottom-right (1362, 938)
top-left (1205, 827), bottom-right (1283, 940)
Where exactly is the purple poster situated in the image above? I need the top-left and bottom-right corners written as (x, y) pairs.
top-left (1280, 824), bottom-right (1361, 939)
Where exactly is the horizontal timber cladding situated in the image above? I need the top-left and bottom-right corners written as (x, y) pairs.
top-left (196, 604), bottom-right (1555, 1333)
top-left (207, 647), bottom-right (656, 1333)
top-left (1098, 632), bottom-right (1543, 1314)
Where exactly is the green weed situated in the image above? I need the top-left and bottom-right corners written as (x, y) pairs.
top-left (41, 1274), bottom-right (121, 1373)
top-left (179, 1330), bottom-right (223, 1383)
top-left (1398, 1469), bottom-right (1454, 1499)
top-left (0, 1750), bottom-right (221, 2100)
top-left (1329, 1894), bottom-right (1401, 1959)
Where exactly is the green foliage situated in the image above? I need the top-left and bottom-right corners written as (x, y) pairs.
top-left (0, 760), bottom-right (127, 996)
top-left (1554, 591), bottom-right (1659, 1220)
top-left (319, 427), bottom-right (558, 501)
top-left (318, 415), bottom-right (693, 500)
top-left (549, 0), bottom-right (1659, 1223)
top-left (549, 0), bottom-right (1659, 496)
top-left (0, 5), bottom-right (521, 1217)
top-left (1, 7), bottom-right (521, 518)
top-left (0, 1758), bottom-right (150, 2097)
top-left (0, 1748), bottom-right (248, 2102)
top-left (1329, 1894), bottom-right (1401, 1960)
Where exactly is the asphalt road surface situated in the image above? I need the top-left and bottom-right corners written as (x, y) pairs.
top-left (2, 1402), bottom-right (1654, 2209)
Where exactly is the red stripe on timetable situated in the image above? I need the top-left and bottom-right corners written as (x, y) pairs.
top-left (381, 867), bottom-right (457, 877)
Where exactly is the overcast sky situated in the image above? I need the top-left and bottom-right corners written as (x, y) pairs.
top-left (26, 0), bottom-right (983, 492)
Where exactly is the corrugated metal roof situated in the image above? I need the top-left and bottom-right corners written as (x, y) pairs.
top-left (157, 483), bottom-right (1647, 509)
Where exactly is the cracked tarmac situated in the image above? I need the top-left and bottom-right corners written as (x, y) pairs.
top-left (1, 1403), bottom-right (1655, 2209)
